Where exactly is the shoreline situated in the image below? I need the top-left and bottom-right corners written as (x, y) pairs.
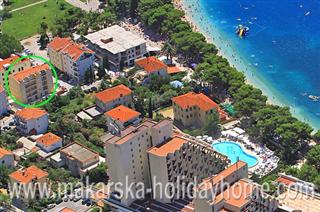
top-left (174, 0), bottom-right (320, 130)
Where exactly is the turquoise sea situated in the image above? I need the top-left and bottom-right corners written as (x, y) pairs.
top-left (182, 0), bottom-right (320, 130)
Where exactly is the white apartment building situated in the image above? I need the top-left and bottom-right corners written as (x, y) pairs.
top-left (48, 37), bottom-right (95, 83)
top-left (104, 105), bottom-right (141, 133)
top-left (36, 132), bottom-right (63, 153)
top-left (0, 147), bottom-right (14, 167)
top-left (133, 56), bottom-right (169, 85)
top-left (95, 84), bottom-right (133, 112)
top-left (14, 108), bottom-right (49, 135)
top-left (104, 119), bottom-right (230, 206)
top-left (85, 25), bottom-right (147, 71)
top-left (0, 85), bottom-right (8, 115)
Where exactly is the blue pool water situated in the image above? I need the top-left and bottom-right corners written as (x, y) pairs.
top-left (212, 141), bottom-right (258, 167)
top-left (183, 0), bottom-right (320, 130)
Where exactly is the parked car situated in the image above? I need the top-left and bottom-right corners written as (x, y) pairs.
top-left (47, 204), bottom-right (56, 209)
top-left (62, 196), bottom-right (68, 202)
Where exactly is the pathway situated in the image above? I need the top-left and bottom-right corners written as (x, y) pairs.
top-left (64, 0), bottom-right (100, 12)
top-left (10, 0), bottom-right (48, 13)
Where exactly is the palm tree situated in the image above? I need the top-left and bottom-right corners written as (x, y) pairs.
top-left (162, 41), bottom-right (174, 65)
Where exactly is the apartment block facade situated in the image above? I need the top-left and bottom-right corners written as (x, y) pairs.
top-left (14, 108), bottom-right (49, 135)
top-left (148, 136), bottom-right (230, 203)
top-left (85, 25), bottom-right (147, 71)
top-left (0, 85), bottom-right (8, 115)
top-left (194, 161), bottom-right (279, 212)
top-left (9, 64), bottom-right (53, 104)
top-left (0, 54), bottom-right (32, 87)
top-left (95, 84), bottom-right (133, 112)
top-left (172, 92), bottom-right (228, 127)
top-left (48, 37), bottom-right (95, 83)
top-left (104, 119), bottom-right (230, 206)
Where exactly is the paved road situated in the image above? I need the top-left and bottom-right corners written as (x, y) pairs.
top-left (64, 0), bottom-right (100, 12)
top-left (10, 0), bottom-right (48, 13)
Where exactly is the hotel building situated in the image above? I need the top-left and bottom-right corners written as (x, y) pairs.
top-left (104, 105), bottom-right (141, 133)
top-left (15, 108), bottom-right (49, 135)
top-left (0, 54), bottom-right (32, 87)
top-left (104, 119), bottom-right (229, 206)
top-left (172, 92), bottom-right (228, 127)
top-left (95, 84), bottom-right (133, 112)
top-left (9, 165), bottom-right (48, 202)
top-left (194, 161), bottom-right (279, 212)
top-left (48, 37), bottom-right (95, 83)
top-left (85, 25), bottom-right (147, 71)
top-left (0, 85), bottom-right (8, 115)
top-left (9, 64), bottom-right (53, 104)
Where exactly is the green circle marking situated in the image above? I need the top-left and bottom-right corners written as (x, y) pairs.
top-left (4, 55), bottom-right (59, 108)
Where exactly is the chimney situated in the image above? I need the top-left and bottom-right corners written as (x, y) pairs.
top-left (100, 37), bottom-right (113, 44)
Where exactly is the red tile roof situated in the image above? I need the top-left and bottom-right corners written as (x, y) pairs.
top-left (9, 165), bottom-right (48, 184)
top-left (172, 92), bottom-right (228, 120)
top-left (0, 147), bottom-right (13, 158)
top-left (0, 55), bottom-right (19, 71)
top-left (12, 64), bottom-right (50, 82)
top-left (95, 84), bottom-right (132, 104)
top-left (148, 136), bottom-right (188, 157)
top-left (15, 108), bottom-right (48, 121)
top-left (167, 66), bottom-right (183, 74)
top-left (0, 85), bottom-right (3, 93)
top-left (105, 105), bottom-right (140, 123)
top-left (48, 37), bottom-right (72, 52)
top-left (60, 207), bottom-right (76, 212)
top-left (49, 37), bottom-right (93, 61)
top-left (276, 176), bottom-right (297, 186)
top-left (36, 132), bottom-right (62, 147)
top-left (135, 57), bottom-right (167, 73)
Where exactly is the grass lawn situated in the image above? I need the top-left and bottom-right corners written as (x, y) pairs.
top-left (6, 0), bottom-right (42, 10)
top-left (1, 0), bottom-right (73, 40)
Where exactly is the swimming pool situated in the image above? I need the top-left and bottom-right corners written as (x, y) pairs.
top-left (212, 141), bottom-right (258, 167)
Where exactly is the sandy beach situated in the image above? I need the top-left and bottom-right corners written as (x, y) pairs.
top-left (173, 0), bottom-right (320, 130)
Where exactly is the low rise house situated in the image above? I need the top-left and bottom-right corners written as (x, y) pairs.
top-left (15, 108), bottom-right (49, 135)
top-left (9, 64), bottom-right (53, 104)
top-left (9, 165), bottom-right (48, 202)
top-left (133, 56), bottom-right (168, 85)
top-left (104, 105), bottom-right (141, 133)
top-left (95, 84), bottom-right (133, 111)
top-left (0, 147), bottom-right (14, 167)
top-left (85, 25), bottom-right (147, 70)
top-left (36, 132), bottom-right (63, 153)
top-left (0, 54), bottom-right (32, 87)
top-left (172, 92), bottom-right (228, 128)
top-left (194, 161), bottom-right (279, 212)
top-left (0, 85), bottom-right (8, 115)
top-left (60, 142), bottom-right (100, 177)
top-left (48, 37), bottom-right (95, 83)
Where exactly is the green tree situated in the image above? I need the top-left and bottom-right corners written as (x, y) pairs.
top-left (148, 97), bottom-right (153, 118)
top-left (203, 110), bottom-right (221, 136)
top-left (162, 41), bottom-right (174, 64)
top-left (0, 33), bottom-right (23, 58)
top-left (84, 163), bottom-right (108, 184)
top-left (0, 8), bottom-right (11, 20)
top-left (313, 130), bottom-right (320, 143)
top-left (306, 145), bottom-right (320, 171)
